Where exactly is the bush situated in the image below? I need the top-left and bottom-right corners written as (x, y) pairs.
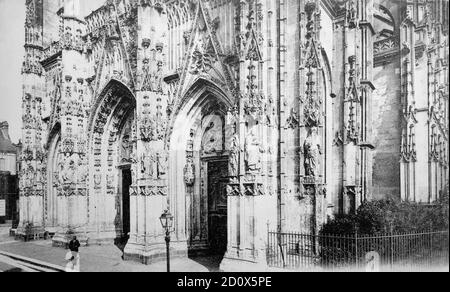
top-left (321, 190), bottom-right (449, 236)
top-left (318, 189), bottom-right (449, 267)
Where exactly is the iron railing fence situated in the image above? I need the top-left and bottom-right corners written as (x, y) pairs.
top-left (267, 230), bottom-right (449, 272)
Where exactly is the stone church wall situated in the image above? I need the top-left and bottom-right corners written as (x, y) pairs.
top-left (17, 0), bottom-right (449, 270)
top-left (372, 61), bottom-right (402, 200)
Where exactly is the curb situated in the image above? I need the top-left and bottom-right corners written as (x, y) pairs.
top-left (0, 250), bottom-right (66, 272)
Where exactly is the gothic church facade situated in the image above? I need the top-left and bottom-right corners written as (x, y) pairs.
top-left (19, 0), bottom-right (449, 270)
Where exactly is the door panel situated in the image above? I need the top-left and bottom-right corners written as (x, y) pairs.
top-left (207, 160), bottom-right (228, 254)
top-left (122, 169), bottom-right (131, 237)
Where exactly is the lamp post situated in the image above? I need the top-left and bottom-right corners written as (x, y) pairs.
top-left (160, 209), bottom-right (174, 272)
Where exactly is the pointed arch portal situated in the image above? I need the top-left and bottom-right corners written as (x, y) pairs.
top-left (86, 79), bottom-right (136, 243)
top-left (169, 78), bottom-right (233, 258)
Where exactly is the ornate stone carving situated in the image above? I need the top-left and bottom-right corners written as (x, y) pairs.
top-left (140, 152), bottom-right (155, 178)
top-left (120, 133), bottom-right (133, 163)
top-left (245, 128), bottom-right (263, 173)
top-left (58, 155), bottom-right (77, 185)
top-left (184, 160), bottom-right (195, 186)
top-left (303, 127), bottom-right (321, 178)
top-left (189, 34), bottom-right (215, 75)
top-left (228, 123), bottom-right (240, 177)
top-left (202, 122), bottom-right (222, 154)
top-left (156, 151), bottom-right (168, 179)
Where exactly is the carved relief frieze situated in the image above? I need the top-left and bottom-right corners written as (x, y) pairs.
top-left (243, 183), bottom-right (264, 197)
top-left (138, 185), bottom-right (168, 197)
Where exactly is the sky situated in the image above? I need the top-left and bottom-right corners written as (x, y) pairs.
top-left (0, 0), bottom-right (105, 144)
top-left (0, 0), bottom-right (26, 144)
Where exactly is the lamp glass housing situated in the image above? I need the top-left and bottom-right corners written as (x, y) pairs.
top-left (160, 210), bottom-right (174, 231)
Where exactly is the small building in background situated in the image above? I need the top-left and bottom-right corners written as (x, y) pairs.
top-left (0, 121), bottom-right (20, 225)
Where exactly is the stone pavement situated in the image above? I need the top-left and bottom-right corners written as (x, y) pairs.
top-left (0, 225), bottom-right (214, 272)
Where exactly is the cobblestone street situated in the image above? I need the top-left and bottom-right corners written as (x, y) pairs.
top-left (0, 224), bottom-right (217, 272)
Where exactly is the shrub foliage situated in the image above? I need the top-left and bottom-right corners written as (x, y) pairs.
top-left (321, 190), bottom-right (449, 236)
top-left (317, 188), bottom-right (449, 267)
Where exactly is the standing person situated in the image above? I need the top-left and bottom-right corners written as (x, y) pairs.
top-left (64, 252), bottom-right (77, 272)
top-left (68, 236), bottom-right (81, 272)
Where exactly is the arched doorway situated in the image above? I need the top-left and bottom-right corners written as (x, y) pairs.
top-left (46, 129), bottom-right (61, 233)
top-left (168, 79), bottom-right (234, 262)
top-left (190, 114), bottom-right (229, 256)
top-left (87, 79), bottom-right (136, 244)
top-left (115, 116), bottom-right (134, 246)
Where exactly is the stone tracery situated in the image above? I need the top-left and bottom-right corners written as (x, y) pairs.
top-left (17, 0), bottom-right (449, 271)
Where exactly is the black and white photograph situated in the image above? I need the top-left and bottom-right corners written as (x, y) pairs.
top-left (0, 0), bottom-right (448, 276)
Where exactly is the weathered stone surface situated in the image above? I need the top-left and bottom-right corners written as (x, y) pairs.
top-left (18, 0), bottom-right (449, 270)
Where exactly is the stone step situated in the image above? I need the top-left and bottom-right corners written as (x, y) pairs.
top-left (0, 250), bottom-right (65, 272)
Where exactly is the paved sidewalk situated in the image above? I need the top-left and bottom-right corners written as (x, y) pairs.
top-left (0, 240), bottom-right (211, 272)
top-left (0, 227), bottom-right (211, 272)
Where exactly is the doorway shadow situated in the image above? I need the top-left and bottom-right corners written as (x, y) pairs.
top-left (189, 254), bottom-right (223, 272)
top-left (114, 235), bottom-right (129, 256)
top-left (188, 249), bottom-right (225, 272)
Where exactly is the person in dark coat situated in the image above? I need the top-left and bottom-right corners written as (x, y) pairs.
top-left (69, 236), bottom-right (80, 253)
top-left (68, 236), bottom-right (81, 272)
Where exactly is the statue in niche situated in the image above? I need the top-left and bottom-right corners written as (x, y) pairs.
top-left (155, 113), bottom-right (167, 141)
top-left (35, 164), bottom-right (43, 184)
top-left (141, 58), bottom-right (152, 91)
top-left (106, 174), bottom-right (114, 188)
top-left (303, 127), bottom-right (322, 178)
top-left (184, 159), bottom-right (195, 186)
top-left (78, 164), bottom-right (87, 184)
top-left (140, 114), bottom-right (155, 142)
top-left (59, 155), bottom-right (76, 184)
top-left (150, 60), bottom-right (164, 93)
top-left (107, 11), bottom-right (120, 39)
top-left (156, 152), bottom-right (168, 179)
top-left (245, 128), bottom-right (263, 172)
top-left (94, 174), bottom-right (102, 188)
top-left (229, 123), bottom-right (240, 177)
top-left (141, 153), bottom-right (154, 179)
top-left (24, 165), bottom-right (35, 188)
top-left (57, 157), bottom-right (65, 185)
top-left (202, 122), bottom-right (222, 154)
top-left (121, 134), bottom-right (132, 163)
top-left (53, 171), bottom-right (59, 187)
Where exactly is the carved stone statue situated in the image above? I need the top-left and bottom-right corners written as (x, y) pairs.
top-left (141, 58), bottom-right (152, 91)
top-left (150, 60), bottom-right (164, 93)
top-left (25, 165), bottom-right (35, 188)
top-left (58, 155), bottom-right (76, 185)
top-left (94, 174), bottom-right (102, 188)
top-left (184, 159), bottom-right (195, 186)
top-left (245, 128), bottom-right (262, 172)
top-left (140, 115), bottom-right (155, 142)
top-left (121, 134), bottom-right (131, 163)
top-left (157, 152), bottom-right (168, 179)
top-left (303, 127), bottom-right (322, 178)
top-left (141, 153), bottom-right (154, 179)
top-left (202, 122), bottom-right (222, 154)
top-left (229, 123), bottom-right (240, 177)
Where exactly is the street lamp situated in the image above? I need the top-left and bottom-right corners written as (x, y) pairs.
top-left (160, 209), bottom-right (174, 272)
